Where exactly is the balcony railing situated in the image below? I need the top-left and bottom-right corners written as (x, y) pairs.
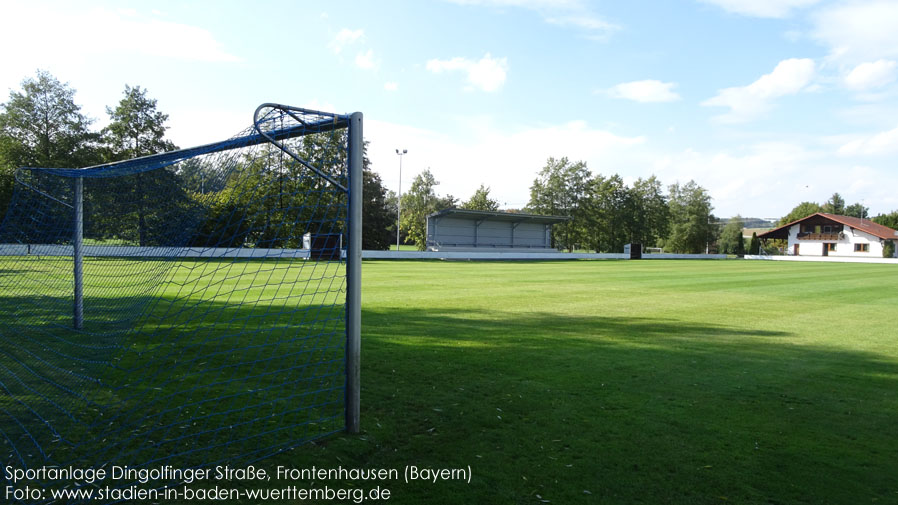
top-left (797, 232), bottom-right (843, 241)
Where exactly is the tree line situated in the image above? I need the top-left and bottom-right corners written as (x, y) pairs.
top-left (396, 157), bottom-right (717, 253)
top-left (778, 192), bottom-right (897, 229)
top-left (0, 70), bottom-right (397, 250)
top-left (398, 161), bottom-right (898, 255)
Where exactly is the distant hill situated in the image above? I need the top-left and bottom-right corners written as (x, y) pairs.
top-left (716, 217), bottom-right (776, 229)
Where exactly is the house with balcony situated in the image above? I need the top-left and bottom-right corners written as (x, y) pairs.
top-left (758, 213), bottom-right (898, 258)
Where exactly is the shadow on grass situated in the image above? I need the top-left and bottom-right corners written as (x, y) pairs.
top-left (329, 305), bottom-right (898, 505)
top-left (1, 294), bottom-right (895, 505)
top-left (0, 292), bottom-right (346, 491)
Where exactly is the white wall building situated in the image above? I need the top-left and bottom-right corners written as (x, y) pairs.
top-left (758, 213), bottom-right (898, 258)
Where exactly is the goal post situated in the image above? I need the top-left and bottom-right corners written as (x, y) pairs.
top-left (346, 111), bottom-right (363, 434)
top-left (0, 103), bottom-right (364, 494)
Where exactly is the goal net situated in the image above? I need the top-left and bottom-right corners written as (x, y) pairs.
top-left (0, 103), bottom-right (362, 499)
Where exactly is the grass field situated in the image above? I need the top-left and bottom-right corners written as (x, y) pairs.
top-left (2, 258), bottom-right (897, 504)
top-left (309, 259), bottom-right (898, 504)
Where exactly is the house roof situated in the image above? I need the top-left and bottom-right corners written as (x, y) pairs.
top-left (758, 213), bottom-right (898, 241)
top-left (426, 208), bottom-right (571, 225)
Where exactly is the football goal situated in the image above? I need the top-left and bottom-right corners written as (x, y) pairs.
top-left (0, 103), bottom-right (362, 496)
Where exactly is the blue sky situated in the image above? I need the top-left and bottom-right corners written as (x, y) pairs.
top-left (2, 0), bottom-right (898, 218)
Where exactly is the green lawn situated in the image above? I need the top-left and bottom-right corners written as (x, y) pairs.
top-left (390, 243), bottom-right (419, 251)
top-left (2, 259), bottom-right (897, 504)
top-left (319, 260), bottom-right (898, 504)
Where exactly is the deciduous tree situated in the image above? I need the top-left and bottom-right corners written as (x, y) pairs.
top-left (779, 202), bottom-right (822, 225)
top-left (718, 215), bottom-right (745, 255)
top-left (630, 175), bottom-right (669, 248)
top-left (400, 169), bottom-right (456, 250)
top-left (461, 184), bottom-right (500, 211)
top-left (102, 85), bottom-right (178, 245)
top-left (0, 71), bottom-right (99, 219)
top-left (665, 180), bottom-right (716, 254)
top-left (872, 211), bottom-right (898, 230)
top-left (526, 157), bottom-right (589, 251)
top-left (844, 202), bottom-right (869, 219)
top-left (822, 193), bottom-right (845, 215)
top-left (362, 168), bottom-right (394, 250)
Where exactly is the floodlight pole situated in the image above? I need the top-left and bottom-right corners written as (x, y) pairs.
top-left (346, 112), bottom-right (363, 434)
top-left (73, 175), bottom-right (84, 330)
top-left (395, 149), bottom-right (406, 249)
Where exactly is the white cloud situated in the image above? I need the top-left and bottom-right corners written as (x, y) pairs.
top-left (699, 0), bottom-right (821, 18)
top-left (607, 80), bottom-right (681, 103)
top-left (448, 0), bottom-right (618, 38)
top-left (364, 117), bottom-right (643, 208)
top-left (384, 82), bottom-right (399, 91)
top-left (544, 15), bottom-right (620, 39)
top-left (0, 6), bottom-right (240, 64)
top-left (426, 53), bottom-right (509, 92)
top-left (813, 1), bottom-right (898, 64)
top-left (647, 140), bottom-right (898, 218)
top-left (330, 28), bottom-right (364, 54)
top-left (0, 4), bottom-right (240, 93)
top-left (844, 60), bottom-right (897, 91)
top-left (167, 108), bottom-right (249, 147)
top-left (702, 58), bottom-right (815, 122)
top-left (838, 126), bottom-right (898, 156)
top-left (355, 49), bottom-right (379, 70)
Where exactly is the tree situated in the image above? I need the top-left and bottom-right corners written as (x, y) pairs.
top-left (0, 71), bottom-right (99, 219)
top-left (526, 157), bottom-right (590, 251)
top-left (779, 201), bottom-right (822, 225)
top-left (822, 193), bottom-right (845, 215)
top-left (665, 180), bottom-right (716, 254)
top-left (0, 70), bottom-right (99, 168)
top-left (583, 173), bottom-right (632, 253)
top-left (400, 169), bottom-right (456, 250)
top-left (844, 202), bottom-right (869, 219)
top-left (884, 240), bottom-right (896, 259)
top-left (749, 232), bottom-right (761, 255)
top-left (103, 85), bottom-right (176, 160)
top-left (461, 184), bottom-right (500, 211)
top-left (629, 175), bottom-right (670, 248)
top-left (0, 160), bottom-right (13, 222)
top-left (190, 132), bottom-right (351, 250)
top-left (873, 211), bottom-right (898, 230)
top-left (734, 233), bottom-right (746, 257)
top-left (102, 85), bottom-right (178, 246)
top-left (362, 168), bottom-right (393, 250)
top-left (718, 215), bottom-right (745, 255)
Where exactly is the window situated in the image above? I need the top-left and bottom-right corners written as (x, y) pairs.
top-left (854, 243), bottom-right (869, 253)
top-left (823, 225), bottom-right (832, 233)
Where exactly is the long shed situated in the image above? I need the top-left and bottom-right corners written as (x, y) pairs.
top-left (425, 209), bottom-right (569, 252)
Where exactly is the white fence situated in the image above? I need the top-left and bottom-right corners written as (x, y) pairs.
top-left (0, 244), bottom-right (312, 259)
top-left (362, 251), bottom-right (727, 260)
top-left (0, 244), bottom-right (729, 261)
top-left (744, 254), bottom-right (897, 264)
